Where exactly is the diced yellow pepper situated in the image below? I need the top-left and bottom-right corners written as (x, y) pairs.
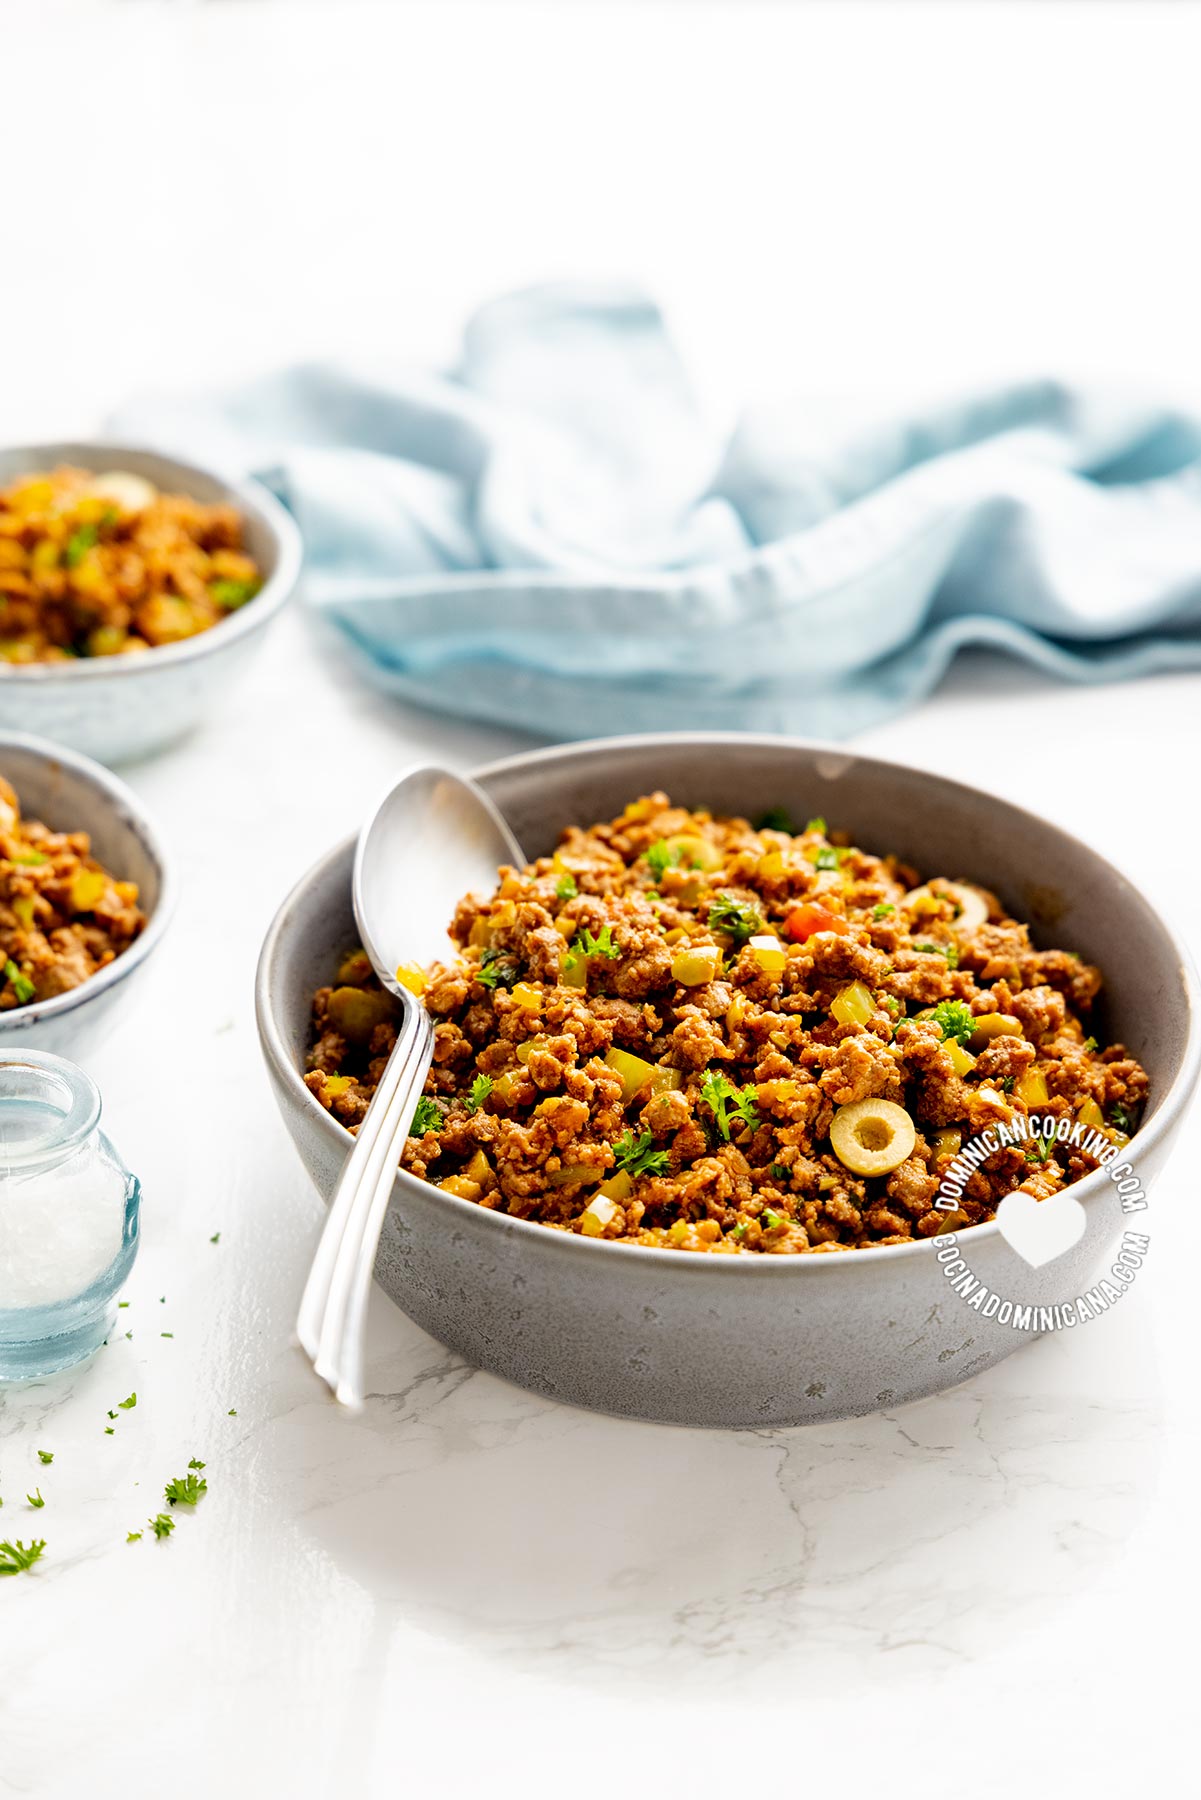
top-left (510, 981), bottom-right (541, 1011)
top-left (934, 1128), bottom-right (962, 1160)
top-left (394, 961), bottom-right (426, 995)
top-left (439, 1174), bottom-right (482, 1201)
top-left (1077, 1097), bottom-right (1105, 1131)
top-left (831, 981), bottom-right (874, 1029)
top-left (604, 1047), bottom-right (659, 1101)
top-left (492, 1070), bottom-right (520, 1103)
top-left (464, 1150), bottom-right (492, 1183)
top-left (323, 1075), bottom-right (353, 1099)
top-left (561, 953), bottom-right (588, 990)
top-left (944, 1038), bottom-right (977, 1077)
top-left (546, 1164), bottom-right (602, 1188)
top-left (1016, 1069), bottom-right (1049, 1106)
top-left (327, 986), bottom-right (396, 1044)
top-left (597, 1170), bottom-right (633, 1202)
top-left (748, 934), bottom-right (786, 978)
top-left (12, 894), bottom-right (35, 929)
top-left (967, 1013), bottom-right (1023, 1051)
top-left (671, 943), bottom-right (721, 986)
top-left (336, 948), bottom-right (374, 985)
top-left (579, 1194), bottom-right (620, 1236)
top-left (68, 868), bottom-right (106, 912)
top-left (645, 1066), bottom-right (683, 1097)
top-left (516, 1035), bottom-right (548, 1065)
top-left (663, 833), bottom-right (723, 872)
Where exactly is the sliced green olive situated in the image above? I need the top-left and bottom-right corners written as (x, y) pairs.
top-left (829, 1099), bottom-right (916, 1177)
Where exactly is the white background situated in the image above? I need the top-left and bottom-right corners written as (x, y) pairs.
top-left (2, 4), bottom-right (1200, 1798)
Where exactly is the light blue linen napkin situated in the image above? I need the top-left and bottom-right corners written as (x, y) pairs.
top-left (114, 284), bottom-right (1201, 741)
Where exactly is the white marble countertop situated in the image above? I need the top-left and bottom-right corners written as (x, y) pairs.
top-left (4, 4), bottom-right (1201, 1795)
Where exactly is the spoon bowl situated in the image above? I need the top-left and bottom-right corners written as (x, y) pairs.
top-left (296, 763), bottom-right (524, 1408)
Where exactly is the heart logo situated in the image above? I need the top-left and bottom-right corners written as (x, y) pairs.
top-left (996, 1187), bottom-right (1087, 1268)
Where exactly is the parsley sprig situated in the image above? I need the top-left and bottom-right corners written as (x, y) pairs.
top-left (645, 840), bottom-right (682, 880)
top-left (409, 1097), bottom-right (442, 1138)
top-left (164, 1470), bottom-right (208, 1508)
top-left (466, 1074), bottom-right (493, 1114)
top-left (613, 1130), bottom-right (670, 1178)
top-left (700, 1071), bottom-right (761, 1140)
top-left (476, 947), bottom-right (520, 990)
top-left (707, 895), bottom-right (764, 947)
top-left (929, 1000), bottom-right (975, 1047)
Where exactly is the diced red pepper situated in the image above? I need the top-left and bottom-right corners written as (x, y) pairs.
top-left (784, 901), bottom-right (852, 942)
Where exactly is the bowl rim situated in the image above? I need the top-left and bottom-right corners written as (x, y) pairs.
top-left (256, 728), bottom-right (1201, 1276)
top-left (0, 728), bottom-right (175, 1030)
top-left (0, 441), bottom-right (303, 683)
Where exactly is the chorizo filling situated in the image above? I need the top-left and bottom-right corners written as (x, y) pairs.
top-left (305, 796), bottom-right (1149, 1255)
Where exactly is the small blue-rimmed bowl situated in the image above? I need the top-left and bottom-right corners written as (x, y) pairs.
top-left (0, 1051), bottom-right (140, 1380)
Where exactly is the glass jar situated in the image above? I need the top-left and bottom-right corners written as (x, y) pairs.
top-left (0, 1051), bottom-right (140, 1379)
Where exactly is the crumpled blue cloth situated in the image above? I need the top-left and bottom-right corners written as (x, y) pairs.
top-left (114, 283), bottom-right (1201, 741)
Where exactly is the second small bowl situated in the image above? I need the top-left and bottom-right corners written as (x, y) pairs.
top-left (0, 442), bottom-right (303, 765)
top-left (0, 731), bottom-right (173, 1062)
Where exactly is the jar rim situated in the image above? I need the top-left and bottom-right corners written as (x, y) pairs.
top-left (0, 1050), bottom-right (102, 1168)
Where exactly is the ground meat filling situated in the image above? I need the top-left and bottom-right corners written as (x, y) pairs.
top-left (305, 796), bottom-right (1148, 1255)
top-left (0, 776), bottom-right (147, 1007)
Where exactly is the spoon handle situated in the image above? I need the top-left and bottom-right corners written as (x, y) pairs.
top-left (296, 993), bottom-right (436, 1408)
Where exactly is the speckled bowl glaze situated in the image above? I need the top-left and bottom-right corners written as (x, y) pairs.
top-left (0, 732), bottom-right (172, 1064)
top-left (0, 443), bottom-right (302, 766)
top-left (256, 733), bottom-right (1200, 1428)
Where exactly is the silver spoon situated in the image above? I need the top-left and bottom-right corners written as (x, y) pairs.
top-left (296, 763), bottom-right (524, 1408)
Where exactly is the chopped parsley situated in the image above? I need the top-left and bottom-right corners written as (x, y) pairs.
top-left (769, 1162), bottom-right (790, 1182)
top-left (164, 1470), bottom-right (207, 1508)
top-left (0, 1538), bottom-right (45, 1574)
top-left (554, 872), bottom-right (578, 901)
top-left (209, 577), bottom-right (260, 610)
top-left (65, 522), bottom-right (99, 566)
top-left (706, 895), bottom-right (764, 947)
top-left (645, 840), bottom-right (682, 880)
top-left (612, 1130), bottom-right (670, 1179)
top-left (872, 903), bottom-right (896, 920)
top-left (36, 1450), bottom-right (53, 1466)
top-left (466, 1074), bottom-right (493, 1114)
top-left (812, 846), bottom-right (848, 872)
top-left (3, 958), bottom-right (35, 1005)
top-left (13, 850), bottom-right (48, 866)
top-left (26, 1490), bottom-right (44, 1509)
top-left (1082, 1036), bottom-right (1098, 1054)
top-left (577, 925), bottom-right (619, 960)
top-left (476, 947), bottom-right (519, 990)
top-left (148, 1513), bottom-right (175, 1541)
top-left (929, 1000), bottom-right (975, 1046)
top-left (699, 1070), bottom-right (761, 1140)
top-left (1025, 1133), bottom-right (1056, 1164)
top-left (761, 1209), bottom-right (786, 1232)
top-left (126, 1532), bottom-right (142, 1544)
top-left (1110, 1101), bottom-right (1135, 1134)
top-left (804, 816), bottom-right (827, 835)
top-left (755, 807), bottom-right (794, 833)
top-left (409, 1096), bottom-right (442, 1138)
top-left (914, 940), bottom-right (960, 969)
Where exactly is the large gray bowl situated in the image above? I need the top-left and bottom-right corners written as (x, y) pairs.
top-left (0, 442), bottom-right (303, 766)
top-left (256, 733), bottom-right (1200, 1427)
top-left (0, 730), bottom-right (172, 1063)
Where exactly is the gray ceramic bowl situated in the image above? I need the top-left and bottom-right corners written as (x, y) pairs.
top-left (0, 731), bottom-right (172, 1063)
top-left (0, 443), bottom-right (302, 765)
top-left (256, 733), bottom-right (1200, 1427)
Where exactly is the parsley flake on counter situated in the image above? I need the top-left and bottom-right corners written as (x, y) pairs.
top-left (126, 1532), bottom-right (142, 1544)
top-left (187, 1458), bottom-right (206, 1472)
top-left (36, 1450), bottom-right (53, 1466)
top-left (0, 1538), bottom-right (46, 1575)
top-left (210, 1232), bottom-right (221, 1244)
top-left (164, 1470), bottom-right (207, 1508)
top-left (148, 1513), bottom-right (175, 1541)
top-left (118, 1392), bottom-right (136, 1410)
top-left (26, 1490), bottom-right (44, 1509)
